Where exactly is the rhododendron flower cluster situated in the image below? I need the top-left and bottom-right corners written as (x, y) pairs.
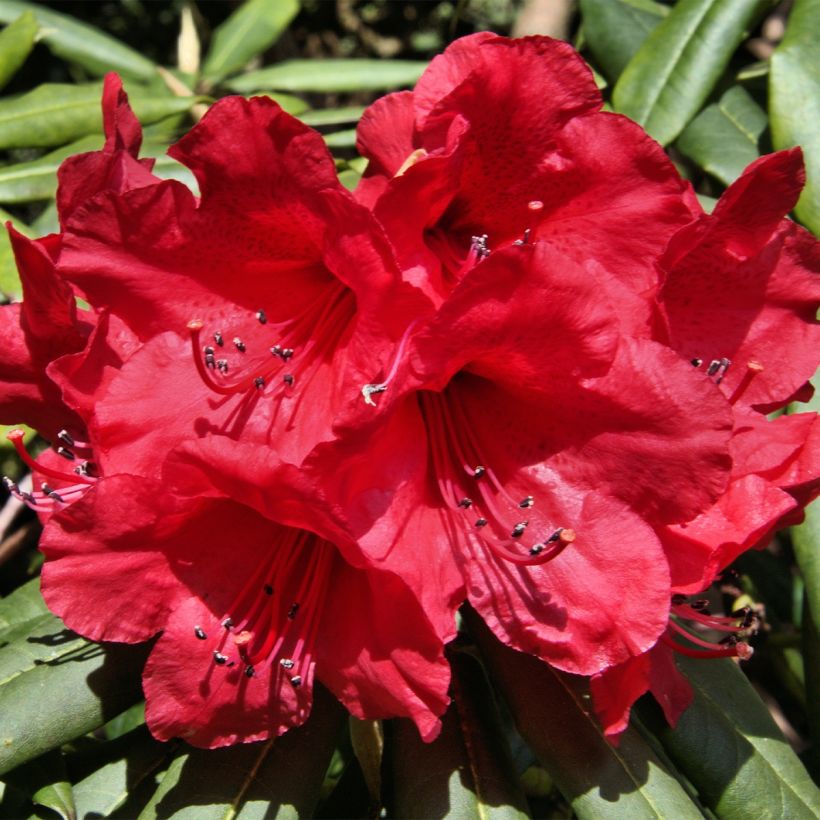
top-left (1, 33), bottom-right (818, 749)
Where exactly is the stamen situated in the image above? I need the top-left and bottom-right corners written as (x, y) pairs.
top-left (245, 664), bottom-right (255, 677)
top-left (473, 466), bottom-right (486, 479)
top-left (56, 446), bottom-right (75, 461)
top-left (528, 200), bottom-right (544, 211)
top-left (280, 658), bottom-right (294, 669)
top-left (213, 651), bottom-right (228, 665)
top-left (471, 234), bottom-right (490, 259)
top-left (254, 377), bottom-right (265, 390)
top-left (420, 391), bottom-right (575, 567)
top-left (256, 309), bottom-right (267, 325)
top-left (290, 675), bottom-right (303, 687)
top-left (57, 430), bottom-right (75, 447)
top-left (214, 331), bottom-right (224, 347)
top-left (194, 626), bottom-right (207, 640)
top-left (283, 374), bottom-right (294, 386)
top-left (690, 358), bottom-right (703, 367)
top-left (233, 337), bottom-right (246, 352)
top-left (513, 228), bottom-right (531, 246)
top-left (6, 430), bottom-right (95, 486)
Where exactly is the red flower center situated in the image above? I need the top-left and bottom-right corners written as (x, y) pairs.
top-left (195, 528), bottom-right (336, 689)
top-left (419, 388), bottom-right (574, 567)
top-left (187, 282), bottom-right (355, 409)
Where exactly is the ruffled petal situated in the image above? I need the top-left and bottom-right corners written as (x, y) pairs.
top-left (658, 151), bottom-right (820, 410)
top-left (143, 594), bottom-right (311, 748)
top-left (660, 474), bottom-right (798, 594)
top-left (39, 475), bottom-right (186, 643)
top-left (317, 560), bottom-right (451, 742)
top-left (57, 74), bottom-right (158, 219)
top-left (59, 96), bottom-right (348, 340)
top-left (355, 91), bottom-right (417, 207)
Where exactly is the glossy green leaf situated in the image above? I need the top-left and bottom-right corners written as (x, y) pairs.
top-left (0, 207), bottom-right (27, 295)
top-left (642, 656), bottom-right (820, 817)
top-left (0, 84), bottom-right (205, 150)
top-left (770, 0), bottom-right (820, 234)
top-left (323, 128), bottom-right (357, 150)
top-left (4, 749), bottom-right (76, 820)
top-left (202, 0), bottom-right (299, 83)
top-left (71, 728), bottom-right (170, 818)
top-left (579, 0), bottom-right (668, 82)
top-left (467, 609), bottom-right (704, 819)
top-left (300, 106), bottom-right (365, 127)
top-left (0, 0), bottom-right (156, 81)
top-left (0, 135), bottom-right (102, 203)
top-left (613, 0), bottom-right (769, 145)
top-left (137, 685), bottom-right (345, 819)
top-left (228, 59), bottom-right (426, 94)
top-left (0, 612), bottom-right (148, 775)
top-left (391, 650), bottom-right (530, 819)
top-left (0, 576), bottom-right (47, 636)
top-left (677, 85), bottom-right (767, 185)
top-left (0, 11), bottom-right (37, 91)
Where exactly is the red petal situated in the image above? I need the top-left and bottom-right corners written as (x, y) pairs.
top-left (658, 151), bottom-right (820, 410)
top-left (355, 91), bottom-right (417, 207)
top-left (57, 74), bottom-right (157, 219)
top-left (143, 594), bottom-right (310, 748)
top-left (317, 560), bottom-right (451, 742)
top-left (40, 475), bottom-right (186, 643)
top-left (60, 96), bottom-right (347, 340)
top-left (661, 475), bottom-right (798, 594)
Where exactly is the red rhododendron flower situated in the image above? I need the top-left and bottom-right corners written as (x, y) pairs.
top-left (322, 33), bottom-right (820, 737)
top-left (316, 239), bottom-right (734, 678)
top-left (354, 33), bottom-right (699, 330)
top-left (3, 74), bottom-right (455, 747)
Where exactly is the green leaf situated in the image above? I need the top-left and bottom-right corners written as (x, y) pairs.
top-left (253, 92), bottom-right (310, 116)
top-left (0, 134), bottom-right (102, 203)
top-left (323, 128), bottom-right (357, 150)
top-left (349, 718), bottom-right (383, 808)
top-left (391, 650), bottom-right (530, 819)
top-left (0, 0), bottom-right (156, 81)
top-left (579, 0), bottom-right (668, 82)
top-left (641, 655), bottom-right (820, 817)
top-left (0, 615), bottom-right (148, 775)
top-left (677, 85), bottom-right (767, 185)
top-left (0, 83), bottom-right (206, 151)
top-left (467, 608), bottom-right (704, 819)
top-left (0, 11), bottom-right (37, 91)
top-left (71, 728), bottom-right (170, 818)
top-left (0, 207), bottom-right (31, 296)
top-left (300, 105), bottom-right (365, 127)
top-left (0, 576), bottom-right (47, 636)
top-left (4, 749), bottom-right (76, 820)
top-left (202, 0), bottom-right (299, 83)
top-left (228, 59), bottom-right (427, 94)
top-left (613, 0), bottom-right (770, 145)
top-left (137, 684), bottom-right (345, 819)
top-left (770, 0), bottom-right (820, 234)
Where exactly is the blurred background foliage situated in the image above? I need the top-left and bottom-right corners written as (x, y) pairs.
top-left (0, 1), bottom-right (818, 818)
